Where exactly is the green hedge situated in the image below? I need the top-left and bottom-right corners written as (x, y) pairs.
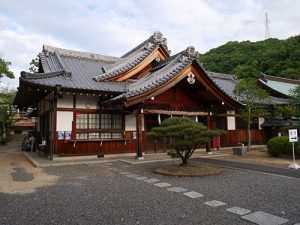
top-left (296, 144), bottom-right (300, 156)
top-left (267, 136), bottom-right (300, 157)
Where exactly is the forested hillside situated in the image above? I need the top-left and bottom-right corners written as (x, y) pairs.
top-left (200, 35), bottom-right (300, 79)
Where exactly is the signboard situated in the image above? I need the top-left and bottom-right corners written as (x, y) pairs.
top-left (132, 131), bottom-right (137, 140)
top-left (289, 129), bottom-right (298, 142)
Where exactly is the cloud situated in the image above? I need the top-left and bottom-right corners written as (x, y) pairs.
top-left (0, 16), bottom-right (66, 89)
top-left (0, 0), bottom-right (299, 89)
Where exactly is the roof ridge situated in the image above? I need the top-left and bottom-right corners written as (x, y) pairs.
top-left (39, 52), bottom-right (51, 73)
top-left (150, 46), bottom-right (198, 72)
top-left (125, 52), bottom-right (192, 97)
top-left (94, 42), bottom-right (158, 81)
top-left (207, 71), bottom-right (236, 81)
top-left (93, 32), bottom-right (172, 82)
top-left (20, 70), bottom-right (65, 79)
top-left (260, 73), bottom-right (300, 83)
top-left (43, 45), bottom-right (119, 63)
top-left (121, 31), bottom-right (169, 58)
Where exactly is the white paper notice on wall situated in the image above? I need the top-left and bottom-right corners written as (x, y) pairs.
top-left (57, 111), bottom-right (73, 131)
top-left (289, 129), bottom-right (298, 142)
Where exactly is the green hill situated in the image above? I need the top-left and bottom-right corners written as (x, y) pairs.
top-left (199, 35), bottom-right (300, 79)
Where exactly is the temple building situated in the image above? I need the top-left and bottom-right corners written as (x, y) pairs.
top-left (14, 32), bottom-right (289, 159)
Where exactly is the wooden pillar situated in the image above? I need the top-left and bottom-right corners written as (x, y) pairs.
top-left (207, 114), bottom-right (211, 129)
top-left (50, 93), bottom-right (57, 160)
top-left (206, 114), bottom-right (212, 153)
top-left (71, 94), bottom-right (76, 140)
top-left (135, 109), bottom-right (143, 159)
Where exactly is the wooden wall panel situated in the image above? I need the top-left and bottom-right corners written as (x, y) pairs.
top-left (220, 130), bottom-right (265, 147)
top-left (152, 86), bottom-right (197, 106)
top-left (54, 131), bottom-right (139, 156)
top-left (144, 129), bottom-right (266, 153)
top-left (53, 124), bottom-right (265, 156)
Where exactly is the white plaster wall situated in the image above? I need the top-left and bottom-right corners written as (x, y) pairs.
top-left (125, 114), bottom-right (136, 131)
top-left (227, 110), bottom-right (236, 130)
top-left (76, 95), bottom-right (98, 109)
top-left (57, 93), bottom-right (73, 108)
top-left (56, 111), bottom-right (73, 131)
top-left (125, 113), bottom-right (144, 131)
top-left (258, 117), bottom-right (265, 130)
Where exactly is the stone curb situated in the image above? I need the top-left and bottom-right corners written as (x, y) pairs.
top-left (22, 152), bottom-right (40, 168)
top-left (22, 152), bottom-right (117, 168)
top-left (22, 151), bottom-right (230, 168)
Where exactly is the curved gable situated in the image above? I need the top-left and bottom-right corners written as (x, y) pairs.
top-left (122, 47), bottom-right (241, 109)
top-left (93, 32), bottom-right (170, 82)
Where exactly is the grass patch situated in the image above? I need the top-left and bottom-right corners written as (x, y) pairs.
top-left (154, 163), bottom-right (223, 177)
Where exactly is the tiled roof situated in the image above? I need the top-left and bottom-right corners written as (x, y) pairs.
top-left (22, 45), bottom-right (126, 92)
top-left (260, 73), bottom-right (300, 84)
top-left (207, 72), bottom-right (237, 99)
top-left (111, 46), bottom-right (199, 101)
top-left (269, 96), bottom-right (289, 104)
top-left (43, 45), bottom-right (119, 63)
top-left (258, 77), bottom-right (298, 96)
top-left (17, 31), bottom-right (289, 106)
top-left (207, 72), bottom-right (288, 105)
top-left (261, 119), bottom-right (299, 127)
top-left (93, 31), bottom-right (170, 81)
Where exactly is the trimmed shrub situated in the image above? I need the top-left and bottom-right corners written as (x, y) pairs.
top-left (287, 140), bottom-right (300, 156)
top-left (267, 136), bottom-right (289, 157)
top-left (296, 144), bottom-right (300, 156)
top-left (267, 136), bottom-right (300, 157)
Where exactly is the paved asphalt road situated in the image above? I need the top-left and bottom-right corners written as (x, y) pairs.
top-left (191, 158), bottom-right (300, 179)
top-left (1, 159), bottom-right (300, 225)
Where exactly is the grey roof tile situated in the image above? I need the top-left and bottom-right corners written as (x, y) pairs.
top-left (93, 32), bottom-right (170, 81)
top-left (22, 50), bottom-right (127, 92)
top-left (207, 72), bottom-right (288, 105)
top-left (43, 44), bottom-right (119, 62)
top-left (19, 37), bottom-right (288, 107)
top-left (118, 48), bottom-right (195, 99)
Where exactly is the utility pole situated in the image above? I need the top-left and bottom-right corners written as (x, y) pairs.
top-left (265, 12), bottom-right (271, 39)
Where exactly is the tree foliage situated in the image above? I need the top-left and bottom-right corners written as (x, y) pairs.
top-left (29, 55), bottom-right (39, 73)
top-left (273, 104), bottom-right (297, 120)
top-left (0, 90), bottom-right (16, 143)
top-left (200, 35), bottom-right (300, 79)
top-left (148, 117), bottom-right (224, 165)
top-left (289, 85), bottom-right (300, 118)
top-left (0, 58), bottom-right (14, 79)
top-left (234, 78), bottom-right (270, 150)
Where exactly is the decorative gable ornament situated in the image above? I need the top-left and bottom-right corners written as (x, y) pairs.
top-left (155, 56), bottom-right (161, 62)
top-left (144, 42), bottom-right (153, 50)
top-left (186, 46), bottom-right (196, 58)
top-left (162, 38), bottom-right (168, 47)
top-left (179, 55), bottom-right (188, 63)
top-left (187, 73), bottom-right (195, 84)
top-left (152, 31), bottom-right (164, 43)
top-left (64, 71), bottom-right (72, 80)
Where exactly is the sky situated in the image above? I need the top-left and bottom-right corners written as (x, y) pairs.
top-left (0, 0), bottom-right (299, 90)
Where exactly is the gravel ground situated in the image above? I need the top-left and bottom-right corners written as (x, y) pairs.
top-left (1, 160), bottom-right (299, 225)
